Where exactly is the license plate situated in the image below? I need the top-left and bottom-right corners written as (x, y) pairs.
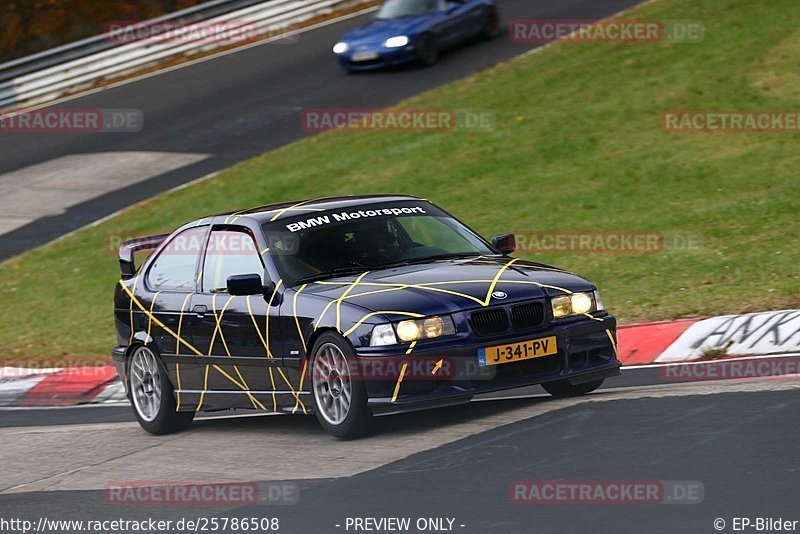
top-left (351, 51), bottom-right (378, 62)
top-left (478, 336), bottom-right (558, 367)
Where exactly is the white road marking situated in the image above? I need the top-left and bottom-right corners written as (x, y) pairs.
top-left (0, 152), bottom-right (209, 236)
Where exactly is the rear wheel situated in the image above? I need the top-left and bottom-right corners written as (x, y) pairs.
top-left (129, 345), bottom-right (194, 434)
top-left (417, 34), bottom-right (439, 66)
top-left (310, 333), bottom-right (372, 439)
top-left (542, 378), bottom-right (604, 398)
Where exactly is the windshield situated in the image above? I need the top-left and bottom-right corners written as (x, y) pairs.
top-left (376, 0), bottom-right (439, 19)
top-left (262, 202), bottom-right (494, 285)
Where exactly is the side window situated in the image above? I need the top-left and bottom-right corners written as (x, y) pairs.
top-left (202, 228), bottom-right (264, 293)
top-left (147, 226), bottom-right (207, 291)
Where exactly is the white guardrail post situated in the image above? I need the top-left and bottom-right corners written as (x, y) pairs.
top-left (0, 0), bottom-right (368, 110)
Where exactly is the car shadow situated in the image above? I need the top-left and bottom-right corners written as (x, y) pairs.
top-left (189, 391), bottom-right (554, 439)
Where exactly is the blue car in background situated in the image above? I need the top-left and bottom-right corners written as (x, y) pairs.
top-left (333, 0), bottom-right (500, 71)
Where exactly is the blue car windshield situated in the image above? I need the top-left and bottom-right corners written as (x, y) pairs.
top-left (376, 0), bottom-right (439, 19)
top-left (262, 203), bottom-right (495, 285)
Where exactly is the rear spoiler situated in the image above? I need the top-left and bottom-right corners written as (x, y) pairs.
top-left (119, 233), bottom-right (170, 279)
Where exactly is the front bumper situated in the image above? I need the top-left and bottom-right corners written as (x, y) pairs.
top-left (358, 315), bottom-right (619, 416)
top-left (336, 45), bottom-right (418, 71)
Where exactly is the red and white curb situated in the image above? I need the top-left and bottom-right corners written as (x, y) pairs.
top-left (2, 310), bottom-right (798, 407)
top-left (0, 366), bottom-right (123, 407)
top-left (617, 309), bottom-right (800, 364)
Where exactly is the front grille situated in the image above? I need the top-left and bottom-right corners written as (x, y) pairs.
top-left (469, 308), bottom-right (509, 336)
top-left (511, 302), bottom-right (547, 330)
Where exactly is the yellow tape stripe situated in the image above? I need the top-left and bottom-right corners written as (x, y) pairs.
top-left (176, 363), bottom-right (182, 411)
top-left (314, 278), bottom-right (573, 298)
top-left (270, 198), bottom-right (324, 222)
top-left (242, 281), bottom-right (304, 411)
top-left (336, 271), bottom-right (369, 332)
top-left (265, 279), bottom-right (283, 357)
top-left (391, 363), bottom-right (408, 403)
top-left (210, 295), bottom-right (266, 411)
top-left (342, 311), bottom-right (424, 338)
top-left (120, 280), bottom-right (276, 412)
top-left (293, 284), bottom-right (308, 353)
top-left (196, 364), bottom-right (210, 412)
top-left (128, 275), bottom-right (140, 345)
top-left (606, 329), bottom-right (618, 357)
top-left (483, 258), bottom-right (519, 306)
top-left (292, 360), bottom-right (308, 414)
top-left (146, 291), bottom-right (161, 338)
top-left (118, 280), bottom-right (203, 355)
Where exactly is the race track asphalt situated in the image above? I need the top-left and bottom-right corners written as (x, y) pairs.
top-left (0, 0), bottom-right (645, 260)
top-left (1, 373), bottom-right (797, 533)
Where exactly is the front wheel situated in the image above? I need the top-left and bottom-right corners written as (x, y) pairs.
top-left (129, 345), bottom-right (194, 435)
top-left (542, 378), bottom-right (604, 398)
top-left (310, 333), bottom-right (372, 439)
top-left (416, 34), bottom-right (439, 66)
top-left (479, 7), bottom-right (501, 39)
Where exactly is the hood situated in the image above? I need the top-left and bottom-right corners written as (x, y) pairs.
top-left (341, 16), bottom-right (431, 45)
top-left (302, 257), bottom-right (596, 318)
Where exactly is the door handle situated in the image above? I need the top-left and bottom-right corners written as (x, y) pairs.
top-left (192, 305), bottom-right (207, 317)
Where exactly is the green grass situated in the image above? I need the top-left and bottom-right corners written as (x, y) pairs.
top-left (2, 0), bottom-right (799, 364)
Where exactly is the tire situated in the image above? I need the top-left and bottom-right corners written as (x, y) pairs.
top-left (417, 34), bottom-right (439, 66)
top-left (479, 7), bottom-right (501, 39)
top-left (310, 332), bottom-right (372, 439)
top-left (128, 345), bottom-right (194, 435)
top-left (542, 378), bottom-right (604, 398)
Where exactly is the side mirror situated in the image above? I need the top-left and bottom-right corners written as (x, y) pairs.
top-left (491, 233), bottom-right (516, 254)
top-left (227, 273), bottom-right (267, 296)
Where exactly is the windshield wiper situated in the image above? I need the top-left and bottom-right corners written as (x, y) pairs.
top-left (294, 266), bottom-right (368, 285)
top-left (372, 253), bottom-right (490, 269)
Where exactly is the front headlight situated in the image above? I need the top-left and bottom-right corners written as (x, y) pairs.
top-left (333, 42), bottom-right (349, 54)
top-left (384, 35), bottom-right (409, 48)
top-left (551, 292), bottom-right (598, 318)
top-left (370, 324), bottom-right (397, 346)
top-left (593, 290), bottom-right (605, 311)
top-left (396, 315), bottom-right (456, 342)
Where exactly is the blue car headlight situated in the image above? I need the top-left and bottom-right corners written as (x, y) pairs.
top-left (333, 42), bottom-right (350, 54)
top-left (384, 36), bottom-right (410, 48)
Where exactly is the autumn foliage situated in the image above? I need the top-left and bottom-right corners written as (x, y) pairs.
top-left (1, 0), bottom-right (206, 63)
